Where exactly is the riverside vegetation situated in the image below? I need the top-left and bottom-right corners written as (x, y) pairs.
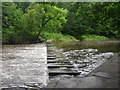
top-left (2, 2), bottom-right (120, 44)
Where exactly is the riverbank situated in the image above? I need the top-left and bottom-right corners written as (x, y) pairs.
top-left (43, 33), bottom-right (110, 41)
top-left (46, 53), bottom-right (119, 88)
top-left (42, 32), bottom-right (78, 42)
top-left (80, 35), bottom-right (108, 40)
top-left (3, 31), bottom-right (119, 45)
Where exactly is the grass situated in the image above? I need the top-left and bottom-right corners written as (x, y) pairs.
top-left (42, 32), bottom-right (77, 41)
top-left (81, 35), bottom-right (108, 40)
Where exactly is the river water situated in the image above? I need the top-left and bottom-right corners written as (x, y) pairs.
top-left (53, 40), bottom-right (120, 53)
top-left (53, 40), bottom-right (120, 77)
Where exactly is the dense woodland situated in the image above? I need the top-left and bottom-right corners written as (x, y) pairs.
top-left (2, 2), bottom-right (120, 44)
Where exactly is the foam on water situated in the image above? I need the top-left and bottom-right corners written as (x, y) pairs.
top-left (63, 49), bottom-right (114, 77)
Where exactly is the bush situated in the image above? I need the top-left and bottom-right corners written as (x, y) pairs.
top-left (81, 35), bottom-right (108, 40)
top-left (42, 32), bottom-right (77, 41)
top-left (2, 28), bottom-right (38, 44)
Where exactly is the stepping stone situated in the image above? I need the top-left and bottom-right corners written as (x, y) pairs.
top-left (47, 65), bottom-right (74, 68)
top-left (77, 64), bottom-right (86, 68)
top-left (55, 56), bottom-right (64, 58)
top-left (47, 44), bottom-right (55, 47)
top-left (9, 84), bottom-right (18, 88)
top-left (47, 55), bottom-right (57, 57)
top-left (47, 54), bottom-right (56, 57)
top-left (47, 57), bottom-right (56, 60)
top-left (47, 42), bottom-right (54, 44)
top-left (93, 72), bottom-right (112, 79)
top-left (46, 41), bottom-right (52, 44)
top-left (47, 60), bottom-right (70, 63)
top-left (49, 71), bottom-right (80, 76)
top-left (47, 56), bottom-right (63, 60)
top-left (47, 52), bottom-right (55, 54)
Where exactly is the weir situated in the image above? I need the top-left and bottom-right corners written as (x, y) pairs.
top-left (47, 42), bottom-right (80, 76)
top-left (1, 43), bottom-right (48, 89)
top-left (46, 40), bottom-right (119, 88)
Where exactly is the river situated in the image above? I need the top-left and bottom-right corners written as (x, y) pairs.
top-left (52, 40), bottom-right (120, 77)
top-left (53, 40), bottom-right (120, 53)
top-left (1, 40), bottom-right (120, 89)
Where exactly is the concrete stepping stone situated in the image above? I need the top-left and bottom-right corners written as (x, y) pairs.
top-left (47, 57), bottom-right (56, 60)
top-left (9, 84), bottom-right (18, 88)
top-left (47, 52), bottom-right (55, 54)
top-left (47, 65), bottom-right (74, 68)
top-left (49, 71), bottom-right (80, 75)
top-left (18, 84), bottom-right (29, 88)
top-left (47, 44), bottom-right (55, 47)
top-left (77, 64), bottom-right (86, 68)
top-left (47, 54), bottom-right (56, 57)
top-left (47, 60), bottom-right (70, 63)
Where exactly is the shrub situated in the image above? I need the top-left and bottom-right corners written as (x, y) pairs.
top-left (42, 32), bottom-right (77, 41)
top-left (81, 35), bottom-right (108, 40)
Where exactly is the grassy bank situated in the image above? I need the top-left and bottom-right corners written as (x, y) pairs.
top-left (42, 32), bottom-right (77, 41)
top-left (42, 33), bottom-right (109, 42)
top-left (81, 35), bottom-right (108, 40)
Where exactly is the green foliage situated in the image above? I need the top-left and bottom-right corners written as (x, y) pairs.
top-left (2, 2), bottom-right (119, 44)
top-left (61, 2), bottom-right (119, 39)
top-left (25, 3), bottom-right (68, 34)
top-left (2, 2), bottom-right (68, 44)
top-left (2, 2), bottom-right (23, 28)
top-left (81, 35), bottom-right (108, 40)
top-left (43, 32), bottom-right (77, 41)
top-left (2, 28), bottom-right (37, 44)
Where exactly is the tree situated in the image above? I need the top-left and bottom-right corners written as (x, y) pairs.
top-left (15, 2), bottom-right (31, 13)
top-left (62, 2), bottom-right (120, 39)
top-left (2, 2), bottom-right (23, 29)
top-left (24, 3), bottom-right (68, 40)
top-left (2, 2), bottom-right (24, 44)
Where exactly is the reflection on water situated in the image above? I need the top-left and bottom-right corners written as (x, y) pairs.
top-left (53, 40), bottom-right (120, 53)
